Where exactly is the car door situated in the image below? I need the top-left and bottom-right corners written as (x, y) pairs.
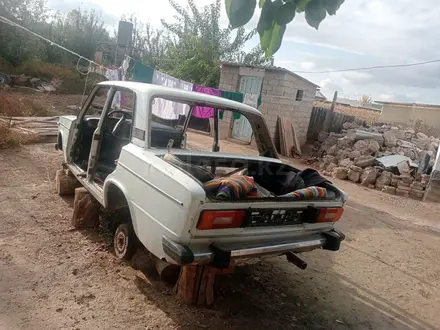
top-left (68, 85), bottom-right (114, 166)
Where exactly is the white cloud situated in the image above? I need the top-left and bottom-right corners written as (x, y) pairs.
top-left (48, 0), bottom-right (440, 103)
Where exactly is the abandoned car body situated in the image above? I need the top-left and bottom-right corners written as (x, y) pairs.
top-left (56, 81), bottom-right (346, 270)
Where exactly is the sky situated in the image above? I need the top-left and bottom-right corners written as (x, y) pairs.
top-left (48, 0), bottom-right (440, 104)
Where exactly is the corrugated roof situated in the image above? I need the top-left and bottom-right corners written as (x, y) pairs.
top-left (221, 62), bottom-right (319, 88)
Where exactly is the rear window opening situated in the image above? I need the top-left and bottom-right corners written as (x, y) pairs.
top-left (161, 152), bottom-right (340, 202)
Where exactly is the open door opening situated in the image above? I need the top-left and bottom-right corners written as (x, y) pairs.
top-left (70, 86), bottom-right (134, 187)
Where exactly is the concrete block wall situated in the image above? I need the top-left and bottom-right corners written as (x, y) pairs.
top-left (284, 73), bottom-right (316, 145)
top-left (219, 65), bottom-right (239, 93)
top-left (218, 66), bottom-right (240, 139)
top-left (218, 65), bottom-right (317, 147)
top-left (259, 70), bottom-right (289, 141)
top-left (260, 71), bottom-right (316, 146)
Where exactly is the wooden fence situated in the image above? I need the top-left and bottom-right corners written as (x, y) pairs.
top-left (307, 107), bottom-right (367, 141)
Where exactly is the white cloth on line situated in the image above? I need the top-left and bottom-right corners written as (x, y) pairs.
top-left (152, 71), bottom-right (193, 120)
top-left (244, 93), bottom-right (258, 108)
top-left (105, 68), bottom-right (122, 108)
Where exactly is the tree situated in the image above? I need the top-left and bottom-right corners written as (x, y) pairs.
top-left (50, 9), bottom-right (111, 63)
top-left (360, 95), bottom-right (372, 107)
top-left (225, 0), bottom-right (346, 57)
top-left (125, 16), bottom-right (170, 69)
top-left (0, 0), bottom-right (49, 65)
top-left (160, 0), bottom-right (272, 87)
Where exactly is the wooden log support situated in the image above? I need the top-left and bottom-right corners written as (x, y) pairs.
top-left (55, 169), bottom-right (79, 196)
top-left (153, 257), bottom-right (181, 284)
top-left (71, 187), bottom-right (100, 229)
top-left (175, 265), bottom-right (234, 306)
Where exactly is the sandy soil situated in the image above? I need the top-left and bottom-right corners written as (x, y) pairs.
top-left (1, 141), bottom-right (440, 330)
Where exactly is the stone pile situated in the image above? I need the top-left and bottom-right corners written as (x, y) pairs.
top-left (314, 122), bottom-right (440, 200)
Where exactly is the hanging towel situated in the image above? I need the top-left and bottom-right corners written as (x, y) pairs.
top-left (105, 68), bottom-right (121, 108)
top-left (152, 71), bottom-right (194, 120)
top-left (221, 90), bottom-right (243, 103)
top-left (132, 62), bottom-right (154, 84)
top-left (192, 84), bottom-right (221, 118)
top-left (220, 90), bottom-right (243, 120)
top-left (152, 71), bottom-right (179, 120)
top-left (244, 93), bottom-right (259, 108)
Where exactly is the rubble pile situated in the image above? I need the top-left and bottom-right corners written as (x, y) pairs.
top-left (313, 122), bottom-right (439, 200)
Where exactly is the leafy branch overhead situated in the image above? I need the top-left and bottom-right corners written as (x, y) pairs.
top-left (225, 0), bottom-right (345, 57)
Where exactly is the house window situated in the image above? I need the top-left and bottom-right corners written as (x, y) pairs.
top-left (296, 90), bottom-right (304, 101)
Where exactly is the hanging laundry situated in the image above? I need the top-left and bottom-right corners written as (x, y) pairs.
top-left (244, 93), bottom-right (259, 108)
top-left (132, 61), bottom-right (154, 84)
top-left (192, 84), bottom-right (221, 118)
top-left (220, 90), bottom-right (243, 120)
top-left (105, 67), bottom-right (121, 108)
top-left (152, 71), bottom-right (194, 120)
top-left (121, 57), bottom-right (130, 80)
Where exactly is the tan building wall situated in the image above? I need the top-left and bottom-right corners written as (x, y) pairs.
top-left (380, 104), bottom-right (440, 128)
top-left (219, 64), bottom-right (317, 146)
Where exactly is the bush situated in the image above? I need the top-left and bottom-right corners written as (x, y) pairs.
top-left (0, 124), bottom-right (36, 149)
top-left (17, 60), bottom-right (104, 94)
top-left (0, 56), bottom-right (14, 73)
top-left (0, 88), bottom-right (49, 117)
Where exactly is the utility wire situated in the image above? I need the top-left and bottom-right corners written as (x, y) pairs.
top-left (0, 14), bottom-right (102, 68)
top-left (5, 13), bottom-right (440, 77)
top-left (292, 59), bottom-right (440, 74)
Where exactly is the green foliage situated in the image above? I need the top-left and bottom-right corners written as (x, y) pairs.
top-left (305, 0), bottom-right (327, 30)
top-left (225, 0), bottom-right (256, 28)
top-left (325, 0), bottom-right (345, 15)
top-left (226, 0), bottom-right (346, 56)
top-left (50, 9), bottom-right (111, 62)
top-left (158, 0), bottom-right (272, 87)
top-left (0, 0), bottom-right (112, 67)
top-left (18, 59), bottom-right (103, 94)
top-left (0, 0), bottom-right (272, 92)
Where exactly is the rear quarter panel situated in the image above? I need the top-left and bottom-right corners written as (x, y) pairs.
top-left (103, 143), bottom-right (205, 260)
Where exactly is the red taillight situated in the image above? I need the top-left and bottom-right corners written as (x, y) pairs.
top-left (197, 210), bottom-right (246, 230)
top-left (316, 208), bottom-right (344, 223)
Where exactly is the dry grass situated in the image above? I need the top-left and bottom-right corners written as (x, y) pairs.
top-left (0, 56), bottom-right (14, 73)
top-left (0, 88), bottom-right (47, 148)
top-left (18, 60), bottom-right (104, 94)
top-left (0, 124), bottom-right (36, 149)
top-left (0, 88), bottom-right (49, 117)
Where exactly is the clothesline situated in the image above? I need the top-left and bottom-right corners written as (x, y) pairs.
top-left (0, 15), bottom-right (262, 119)
top-left (126, 57), bottom-right (262, 121)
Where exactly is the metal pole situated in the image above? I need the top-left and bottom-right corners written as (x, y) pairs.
top-left (212, 109), bottom-right (220, 152)
top-left (211, 109), bottom-right (220, 174)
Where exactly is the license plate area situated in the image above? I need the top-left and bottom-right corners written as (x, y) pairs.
top-left (242, 208), bottom-right (305, 227)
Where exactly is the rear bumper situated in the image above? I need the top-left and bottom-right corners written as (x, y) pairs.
top-left (162, 229), bottom-right (345, 267)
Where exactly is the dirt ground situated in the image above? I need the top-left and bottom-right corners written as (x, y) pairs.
top-left (1, 138), bottom-right (440, 330)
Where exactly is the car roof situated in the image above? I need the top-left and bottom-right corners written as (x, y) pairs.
top-left (97, 81), bottom-right (263, 117)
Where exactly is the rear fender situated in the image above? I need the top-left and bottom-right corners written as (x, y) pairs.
top-left (103, 179), bottom-right (138, 236)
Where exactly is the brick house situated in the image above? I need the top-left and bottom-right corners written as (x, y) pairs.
top-left (218, 62), bottom-right (318, 147)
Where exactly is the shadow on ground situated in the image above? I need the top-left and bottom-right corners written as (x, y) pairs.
top-left (77, 220), bottom-right (437, 330)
